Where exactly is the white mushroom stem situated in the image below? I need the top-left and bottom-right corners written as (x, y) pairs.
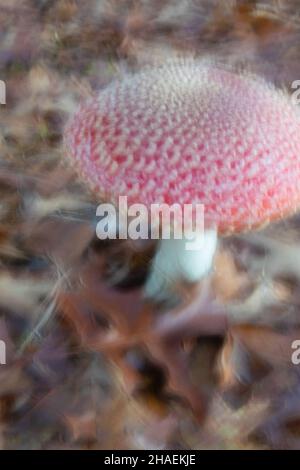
top-left (144, 229), bottom-right (218, 302)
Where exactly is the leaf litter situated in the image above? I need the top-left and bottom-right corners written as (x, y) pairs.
top-left (1, 0), bottom-right (300, 449)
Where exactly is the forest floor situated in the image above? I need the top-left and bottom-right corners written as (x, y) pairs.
top-left (1, 0), bottom-right (300, 449)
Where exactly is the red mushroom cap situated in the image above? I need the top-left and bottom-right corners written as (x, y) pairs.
top-left (64, 61), bottom-right (300, 234)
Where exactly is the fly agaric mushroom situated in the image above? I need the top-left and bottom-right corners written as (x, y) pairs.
top-left (64, 60), bottom-right (300, 301)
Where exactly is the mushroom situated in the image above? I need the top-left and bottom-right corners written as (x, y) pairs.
top-left (64, 60), bottom-right (300, 302)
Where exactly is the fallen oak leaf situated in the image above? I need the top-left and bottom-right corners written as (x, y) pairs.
top-left (153, 280), bottom-right (228, 341)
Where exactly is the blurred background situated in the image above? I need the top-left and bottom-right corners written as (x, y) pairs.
top-left (1, 0), bottom-right (300, 450)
